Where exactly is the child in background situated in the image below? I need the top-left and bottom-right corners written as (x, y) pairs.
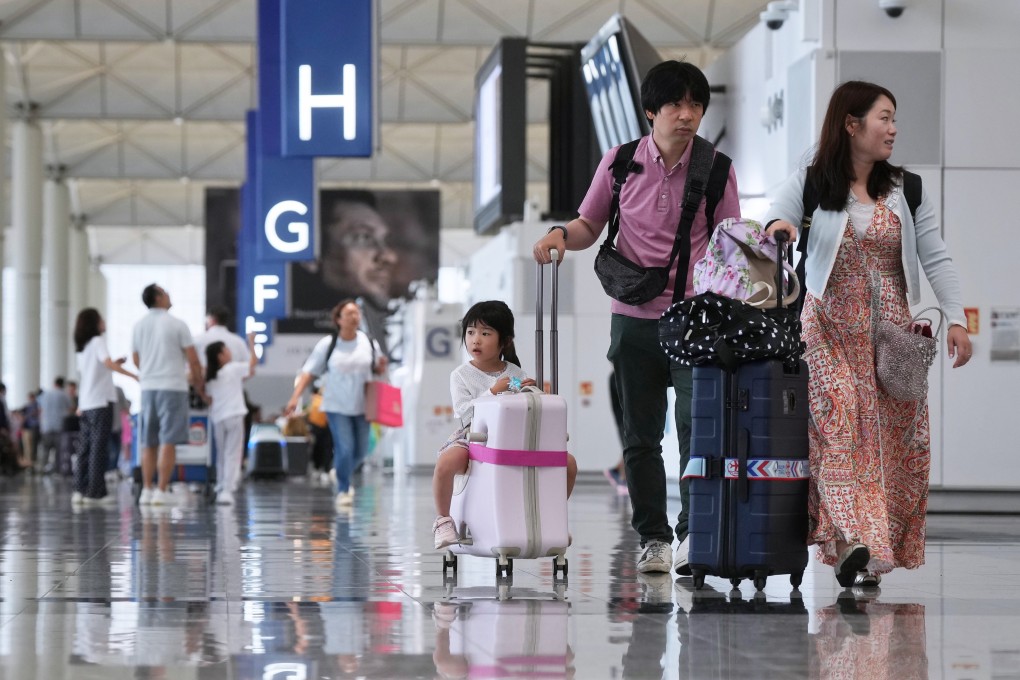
top-left (204, 333), bottom-right (257, 505)
top-left (431, 300), bottom-right (578, 550)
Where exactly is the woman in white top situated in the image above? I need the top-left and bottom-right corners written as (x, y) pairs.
top-left (73, 308), bottom-right (137, 505)
top-left (284, 299), bottom-right (386, 509)
top-left (204, 332), bottom-right (257, 505)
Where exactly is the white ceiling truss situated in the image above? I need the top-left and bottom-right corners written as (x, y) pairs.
top-left (0, 0), bottom-right (768, 265)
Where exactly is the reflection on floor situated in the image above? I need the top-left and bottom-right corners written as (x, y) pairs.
top-left (1, 469), bottom-right (1019, 679)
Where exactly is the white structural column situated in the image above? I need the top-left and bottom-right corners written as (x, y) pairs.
top-left (43, 165), bottom-right (71, 383)
top-left (67, 216), bottom-right (88, 378)
top-left (87, 264), bottom-right (108, 320)
top-left (10, 106), bottom-right (44, 403)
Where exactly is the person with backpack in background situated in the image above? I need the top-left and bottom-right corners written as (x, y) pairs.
top-left (764, 81), bottom-right (972, 589)
top-left (533, 60), bottom-right (742, 576)
top-left (283, 300), bottom-right (387, 509)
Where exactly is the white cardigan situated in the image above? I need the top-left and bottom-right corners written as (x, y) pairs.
top-left (767, 169), bottom-right (965, 327)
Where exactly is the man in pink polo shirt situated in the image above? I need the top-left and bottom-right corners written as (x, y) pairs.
top-left (533, 61), bottom-right (741, 577)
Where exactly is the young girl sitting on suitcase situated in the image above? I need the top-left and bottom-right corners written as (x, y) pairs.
top-left (432, 300), bottom-right (578, 550)
top-left (204, 332), bottom-right (257, 505)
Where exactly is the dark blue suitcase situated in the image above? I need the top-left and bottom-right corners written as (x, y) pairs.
top-left (685, 359), bottom-right (810, 591)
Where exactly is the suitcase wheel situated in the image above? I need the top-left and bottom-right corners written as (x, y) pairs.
top-left (442, 552), bottom-right (458, 576)
top-left (790, 571), bottom-right (803, 589)
top-left (753, 573), bottom-right (768, 592)
top-left (729, 577), bottom-right (742, 588)
top-left (553, 556), bottom-right (568, 580)
top-left (692, 572), bottom-right (706, 590)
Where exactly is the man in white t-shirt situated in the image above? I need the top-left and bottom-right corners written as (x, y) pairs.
top-left (194, 306), bottom-right (250, 367)
top-left (131, 283), bottom-right (205, 506)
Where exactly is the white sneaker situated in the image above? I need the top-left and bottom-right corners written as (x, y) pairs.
top-left (637, 540), bottom-right (673, 573)
top-left (71, 492), bottom-right (85, 506)
top-left (334, 491), bottom-right (353, 508)
top-left (432, 515), bottom-right (461, 550)
top-left (150, 489), bottom-right (171, 506)
top-left (138, 488), bottom-right (154, 505)
top-left (673, 535), bottom-right (692, 576)
top-left (216, 492), bottom-right (234, 506)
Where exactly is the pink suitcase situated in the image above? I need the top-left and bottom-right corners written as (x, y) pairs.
top-left (445, 250), bottom-right (569, 580)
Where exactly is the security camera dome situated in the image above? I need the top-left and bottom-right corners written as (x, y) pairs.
top-left (760, 8), bottom-right (786, 30)
top-left (878, 0), bottom-right (906, 18)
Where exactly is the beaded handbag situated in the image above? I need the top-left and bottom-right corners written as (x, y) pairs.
top-left (853, 228), bottom-right (943, 401)
top-left (874, 307), bottom-right (944, 401)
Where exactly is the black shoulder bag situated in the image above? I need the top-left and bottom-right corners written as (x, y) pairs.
top-left (593, 136), bottom-right (730, 306)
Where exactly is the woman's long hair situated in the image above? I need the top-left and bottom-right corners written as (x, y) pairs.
top-left (810, 80), bottom-right (903, 210)
top-left (73, 308), bottom-right (102, 352)
top-left (205, 341), bottom-right (226, 382)
top-left (460, 301), bottom-right (522, 367)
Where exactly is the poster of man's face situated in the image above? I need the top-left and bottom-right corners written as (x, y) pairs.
top-left (281, 189), bottom-right (440, 334)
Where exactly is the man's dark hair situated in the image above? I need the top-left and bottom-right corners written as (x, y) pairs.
top-left (640, 60), bottom-right (711, 119)
top-left (142, 283), bottom-right (161, 308)
top-left (54, 377), bottom-right (65, 388)
top-left (207, 306), bottom-right (231, 327)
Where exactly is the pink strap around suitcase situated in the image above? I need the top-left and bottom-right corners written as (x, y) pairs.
top-left (468, 444), bottom-right (568, 467)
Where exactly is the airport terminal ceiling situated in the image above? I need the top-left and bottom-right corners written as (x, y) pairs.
top-left (0, 0), bottom-right (767, 265)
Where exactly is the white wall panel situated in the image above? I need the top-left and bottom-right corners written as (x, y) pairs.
top-left (945, 0), bottom-right (1020, 48)
top-left (945, 49), bottom-right (1020, 169)
top-left (833, 0), bottom-right (942, 51)
top-left (940, 169), bottom-right (1020, 488)
top-left (906, 167), bottom-right (945, 486)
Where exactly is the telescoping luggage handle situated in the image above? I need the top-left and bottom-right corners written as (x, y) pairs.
top-left (536, 248), bottom-right (560, 395)
top-left (773, 230), bottom-right (792, 310)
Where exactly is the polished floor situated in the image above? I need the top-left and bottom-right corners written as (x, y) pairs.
top-left (1, 469), bottom-right (1019, 679)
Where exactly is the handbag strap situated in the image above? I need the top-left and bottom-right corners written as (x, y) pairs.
top-left (849, 220), bottom-right (945, 340)
top-left (847, 226), bottom-right (882, 343)
top-left (910, 306), bottom-right (946, 337)
top-left (601, 136), bottom-right (719, 304)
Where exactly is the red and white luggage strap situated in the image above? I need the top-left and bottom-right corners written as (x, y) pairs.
top-left (683, 456), bottom-right (809, 480)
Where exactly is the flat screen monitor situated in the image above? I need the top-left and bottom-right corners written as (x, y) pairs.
top-left (473, 38), bottom-right (527, 235)
top-left (580, 14), bottom-right (662, 154)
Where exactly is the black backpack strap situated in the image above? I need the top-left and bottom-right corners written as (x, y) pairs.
top-left (902, 170), bottom-right (922, 218)
top-left (704, 150), bottom-right (732, 237)
top-left (792, 170), bottom-right (822, 313)
top-left (604, 139), bottom-right (642, 245)
top-left (667, 136), bottom-right (716, 304)
top-left (315, 331), bottom-right (339, 377)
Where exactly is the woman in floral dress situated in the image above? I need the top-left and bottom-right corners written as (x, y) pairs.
top-left (764, 81), bottom-right (973, 588)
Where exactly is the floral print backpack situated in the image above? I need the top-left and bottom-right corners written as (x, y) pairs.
top-left (693, 218), bottom-right (799, 309)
